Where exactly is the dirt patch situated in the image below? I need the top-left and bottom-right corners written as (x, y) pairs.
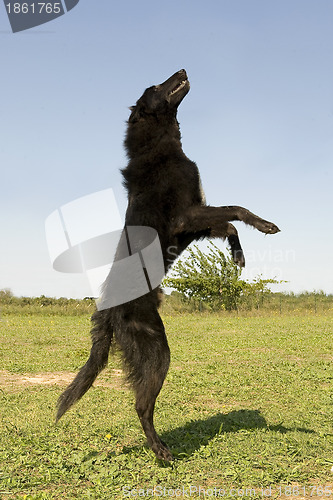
top-left (0, 369), bottom-right (125, 392)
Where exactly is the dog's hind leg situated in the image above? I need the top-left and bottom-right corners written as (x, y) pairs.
top-left (116, 307), bottom-right (173, 461)
top-left (134, 359), bottom-right (172, 462)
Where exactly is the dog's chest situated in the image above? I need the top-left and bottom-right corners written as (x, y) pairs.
top-left (198, 177), bottom-right (206, 205)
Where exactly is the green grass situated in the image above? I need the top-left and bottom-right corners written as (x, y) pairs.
top-left (0, 312), bottom-right (333, 499)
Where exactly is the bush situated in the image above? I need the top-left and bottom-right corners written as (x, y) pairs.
top-left (163, 242), bottom-right (281, 311)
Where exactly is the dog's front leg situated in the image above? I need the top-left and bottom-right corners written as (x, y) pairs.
top-left (173, 216), bottom-right (245, 267)
top-left (175, 205), bottom-right (280, 235)
top-left (173, 205), bottom-right (279, 267)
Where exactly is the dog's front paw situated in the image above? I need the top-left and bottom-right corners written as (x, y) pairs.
top-left (258, 220), bottom-right (280, 235)
top-left (228, 234), bottom-right (245, 267)
top-left (232, 248), bottom-right (245, 268)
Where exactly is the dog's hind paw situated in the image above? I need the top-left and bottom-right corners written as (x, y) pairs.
top-left (153, 442), bottom-right (174, 462)
top-left (157, 448), bottom-right (174, 462)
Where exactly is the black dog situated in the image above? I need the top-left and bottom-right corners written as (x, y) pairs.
top-left (56, 69), bottom-right (280, 461)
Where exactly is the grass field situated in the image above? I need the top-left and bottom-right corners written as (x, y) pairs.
top-left (0, 311), bottom-right (333, 499)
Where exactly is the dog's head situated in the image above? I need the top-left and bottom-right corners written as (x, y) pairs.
top-left (128, 69), bottom-right (190, 124)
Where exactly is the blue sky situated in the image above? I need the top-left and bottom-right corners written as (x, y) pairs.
top-left (1, 0), bottom-right (333, 298)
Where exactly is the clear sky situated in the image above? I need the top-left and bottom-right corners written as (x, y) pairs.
top-left (1, 0), bottom-right (333, 298)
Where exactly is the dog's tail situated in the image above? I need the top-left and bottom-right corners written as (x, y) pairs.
top-left (56, 309), bottom-right (113, 421)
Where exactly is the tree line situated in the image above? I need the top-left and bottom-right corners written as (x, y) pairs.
top-left (1, 242), bottom-right (332, 315)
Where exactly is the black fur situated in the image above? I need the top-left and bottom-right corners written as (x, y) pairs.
top-left (56, 69), bottom-right (280, 461)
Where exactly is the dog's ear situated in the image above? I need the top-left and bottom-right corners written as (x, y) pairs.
top-left (128, 105), bottom-right (142, 124)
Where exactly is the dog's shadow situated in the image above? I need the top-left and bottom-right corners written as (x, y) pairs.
top-left (157, 409), bottom-right (315, 460)
top-left (120, 409), bottom-right (314, 461)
